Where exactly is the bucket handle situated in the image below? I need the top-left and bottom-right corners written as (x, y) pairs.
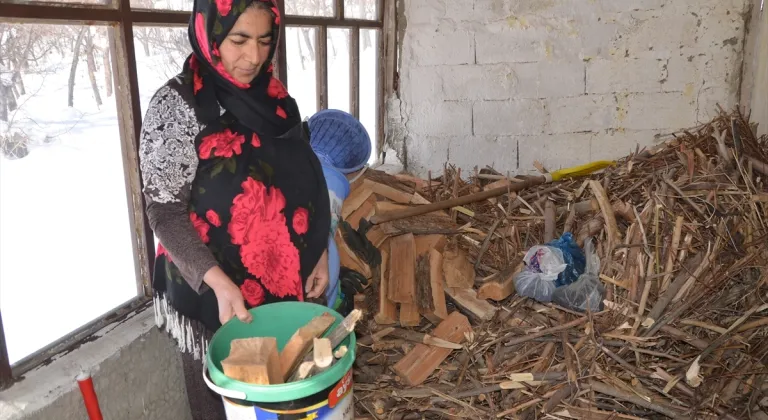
top-left (202, 358), bottom-right (248, 401)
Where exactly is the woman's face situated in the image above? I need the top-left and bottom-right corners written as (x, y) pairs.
top-left (219, 6), bottom-right (273, 84)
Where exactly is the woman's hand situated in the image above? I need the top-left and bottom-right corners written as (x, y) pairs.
top-left (305, 249), bottom-right (329, 299)
top-left (204, 266), bottom-right (253, 325)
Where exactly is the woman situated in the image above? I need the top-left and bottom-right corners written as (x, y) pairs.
top-left (138, 0), bottom-right (331, 417)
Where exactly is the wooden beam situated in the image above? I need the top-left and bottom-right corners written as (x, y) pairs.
top-left (379, 0), bottom-right (396, 161)
top-left (284, 16), bottom-right (381, 28)
top-left (0, 3), bottom-right (120, 23)
top-left (350, 26), bottom-right (360, 119)
top-left (276, 0), bottom-right (288, 87)
top-left (116, 0), bottom-right (154, 296)
top-left (316, 25), bottom-right (328, 110)
top-left (0, 311), bottom-right (13, 391)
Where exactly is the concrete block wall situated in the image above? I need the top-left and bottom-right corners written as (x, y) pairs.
top-left (392, 0), bottom-right (751, 176)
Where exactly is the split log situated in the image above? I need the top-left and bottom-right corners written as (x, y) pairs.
top-left (422, 249), bottom-right (449, 324)
top-left (393, 312), bottom-right (472, 386)
top-left (373, 242), bottom-right (397, 325)
top-left (388, 233), bottom-right (416, 303)
top-left (442, 240), bottom-right (475, 289)
top-left (222, 337), bottom-right (283, 385)
top-left (279, 312), bottom-right (336, 381)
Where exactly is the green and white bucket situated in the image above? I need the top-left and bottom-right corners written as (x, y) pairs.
top-left (203, 301), bottom-right (356, 419)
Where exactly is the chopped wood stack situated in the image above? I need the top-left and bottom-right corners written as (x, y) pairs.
top-left (340, 109), bottom-right (768, 419)
top-left (220, 309), bottom-right (362, 385)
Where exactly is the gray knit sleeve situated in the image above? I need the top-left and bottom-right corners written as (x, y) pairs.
top-left (139, 84), bottom-right (217, 294)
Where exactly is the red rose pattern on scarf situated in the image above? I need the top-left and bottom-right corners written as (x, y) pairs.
top-left (292, 207), bottom-right (309, 235)
top-left (190, 213), bottom-right (211, 243)
top-left (206, 210), bottom-right (222, 227)
top-left (189, 56), bottom-right (204, 94)
top-left (216, 0), bottom-right (232, 16)
top-left (228, 178), bottom-right (303, 300)
top-left (267, 77), bottom-right (288, 99)
top-left (240, 278), bottom-right (265, 307)
top-left (199, 129), bottom-right (246, 159)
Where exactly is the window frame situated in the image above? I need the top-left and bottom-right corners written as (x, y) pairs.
top-left (0, 0), bottom-right (390, 389)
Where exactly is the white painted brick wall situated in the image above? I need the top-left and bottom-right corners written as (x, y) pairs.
top-left (473, 100), bottom-right (547, 136)
top-left (395, 0), bottom-right (749, 176)
top-left (587, 58), bottom-right (666, 94)
top-left (549, 95), bottom-right (617, 134)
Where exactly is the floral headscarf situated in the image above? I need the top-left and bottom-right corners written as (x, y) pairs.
top-left (186, 0), bottom-right (300, 137)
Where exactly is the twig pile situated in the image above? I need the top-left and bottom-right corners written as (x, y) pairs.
top-left (349, 109), bottom-right (768, 419)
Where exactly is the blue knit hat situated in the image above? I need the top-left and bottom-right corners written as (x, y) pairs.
top-left (308, 109), bottom-right (372, 174)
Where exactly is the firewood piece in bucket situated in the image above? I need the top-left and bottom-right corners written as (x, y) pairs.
top-left (294, 308), bottom-right (362, 376)
top-left (279, 312), bottom-right (336, 381)
top-left (324, 308), bottom-right (363, 349)
top-left (221, 337), bottom-right (283, 385)
top-left (334, 345), bottom-right (348, 359)
top-left (312, 337), bottom-right (333, 373)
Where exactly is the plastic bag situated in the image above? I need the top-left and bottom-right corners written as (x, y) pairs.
top-left (514, 244), bottom-right (568, 302)
top-left (514, 269), bottom-right (559, 302)
top-left (522, 246), bottom-right (567, 281)
top-left (545, 232), bottom-right (586, 287)
top-left (551, 238), bottom-right (605, 312)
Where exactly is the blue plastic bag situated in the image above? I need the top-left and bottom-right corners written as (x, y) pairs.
top-left (552, 238), bottom-right (605, 312)
top-left (545, 232), bottom-right (585, 287)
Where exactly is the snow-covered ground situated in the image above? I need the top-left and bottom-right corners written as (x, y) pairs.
top-left (0, 25), bottom-right (379, 365)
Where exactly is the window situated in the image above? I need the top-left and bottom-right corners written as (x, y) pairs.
top-left (283, 0), bottom-right (383, 159)
top-left (0, 23), bottom-right (138, 365)
top-left (0, 0), bottom-right (386, 389)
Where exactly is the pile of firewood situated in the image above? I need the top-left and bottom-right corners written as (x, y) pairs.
top-left (337, 108), bottom-right (768, 419)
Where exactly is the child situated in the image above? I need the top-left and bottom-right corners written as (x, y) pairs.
top-left (307, 109), bottom-right (373, 315)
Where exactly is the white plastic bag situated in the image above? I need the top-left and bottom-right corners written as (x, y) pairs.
top-left (514, 270), bottom-right (558, 302)
top-left (513, 245), bottom-right (567, 302)
top-left (522, 246), bottom-right (568, 280)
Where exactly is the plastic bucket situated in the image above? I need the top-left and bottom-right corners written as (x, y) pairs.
top-left (203, 301), bottom-right (356, 419)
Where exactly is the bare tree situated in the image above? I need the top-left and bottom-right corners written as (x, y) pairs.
top-left (67, 27), bottom-right (87, 108)
top-left (85, 28), bottom-right (102, 107)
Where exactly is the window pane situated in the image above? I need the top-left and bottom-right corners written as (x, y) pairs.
top-left (286, 0), bottom-right (334, 17)
top-left (327, 28), bottom-right (350, 113)
top-left (360, 29), bottom-right (378, 163)
top-left (345, 0), bottom-right (377, 20)
top-left (130, 0), bottom-right (192, 11)
top-left (0, 24), bottom-right (137, 365)
top-left (133, 27), bottom-right (192, 115)
top-left (286, 26), bottom-right (318, 119)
